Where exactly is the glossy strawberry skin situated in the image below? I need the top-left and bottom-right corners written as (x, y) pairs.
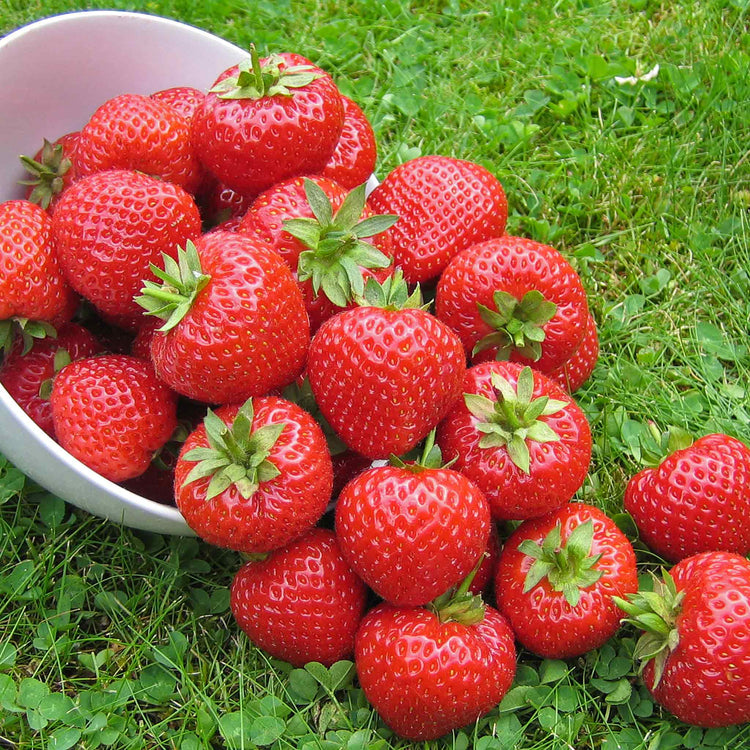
top-left (192, 53), bottom-right (344, 196)
top-left (75, 93), bottom-right (203, 193)
top-left (624, 433), bottom-right (750, 562)
top-left (50, 354), bottom-right (178, 483)
top-left (0, 200), bottom-right (78, 327)
top-left (366, 155), bottom-right (507, 283)
top-left (355, 603), bottom-right (516, 741)
top-left (51, 170), bottom-right (202, 319)
top-left (175, 397), bottom-right (332, 553)
top-left (335, 465), bottom-right (491, 606)
top-left (230, 527), bottom-right (367, 667)
top-left (435, 235), bottom-right (589, 373)
top-left (307, 306), bottom-right (466, 459)
top-left (149, 231), bottom-right (310, 404)
top-left (643, 551), bottom-right (750, 727)
top-left (546, 311), bottom-right (599, 392)
top-left (436, 361), bottom-right (592, 521)
top-left (495, 503), bottom-right (638, 658)
top-left (150, 86), bottom-right (206, 121)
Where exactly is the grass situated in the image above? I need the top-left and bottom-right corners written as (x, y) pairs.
top-left (1, 0), bottom-right (749, 747)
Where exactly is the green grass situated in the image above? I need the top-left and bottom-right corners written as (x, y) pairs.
top-left (1, 0), bottom-right (749, 748)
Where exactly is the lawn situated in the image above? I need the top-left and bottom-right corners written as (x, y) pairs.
top-left (1, 0), bottom-right (749, 748)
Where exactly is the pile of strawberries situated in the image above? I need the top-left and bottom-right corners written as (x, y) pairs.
top-left (1, 42), bottom-right (749, 741)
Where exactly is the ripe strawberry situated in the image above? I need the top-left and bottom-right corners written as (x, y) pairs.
top-left (50, 354), bottom-right (178, 483)
top-left (0, 323), bottom-right (102, 438)
top-left (75, 93), bottom-right (203, 193)
top-left (150, 85), bottom-right (205, 120)
top-left (616, 551), bottom-right (750, 727)
top-left (495, 503), bottom-right (638, 658)
top-left (469, 523), bottom-right (501, 596)
top-left (230, 527), bottom-right (367, 667)
top-left (192, 47), bottom-right (344, 195)
top-left (436, 362), bottom-right (592, 521)
top-left (624, 433), bottom-right (750, 561)
top-left (19, 132), bottom-right (79, 210)
top-left (174, 396), bottom-right (332, 553)
top-left (137, 234), bottom-right (309, 404)
top-left (0, 199), bottom-right (78, 353)
top-left (52, 169), bottom-right (202, 320)
top-left (307, 273), bottom-right (466, 459)
top-left (435, 235), bottom-right (589, 374)
top-left (545, 311), bottom-right (599, 392)
top-left (199, 178), bottom-right (256, 229)
top-left (321, 95), bottom-right (377, 189)
top-left (366, 155), bottom-right (507, 283)
top-left (335, 435), bottom-right (491, 606)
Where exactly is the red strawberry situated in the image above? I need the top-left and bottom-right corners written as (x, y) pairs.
top-left (137, 234), bottom-right (309, 404)
top-left (435, 235), bottom-right (589, 374)
top-left (545, 311), bottom-right (599, 392)
top-left (199, 178), bottom-right (257, 229)
top-left (50, 354), bottom-right (178, 482)
top-left (307, 273), bottom-right (466, 459)
top-left (150, 85), bottom-right (206, 121)
top-left (230, 527), bottom-right (367, 667)
top-left (495, 503), bottom-right (638, 658)
top-left (192, 48), bottom-right (344, 195)
top-left (469, 523), bottom-right (501, 596)
top-left (366, 155), bottom-right (507, 283)
top-left (174, 396), bottom-right (332, 553)
top-left (616, 551), bottom-right (750, 727)
top-left (19, 132), bottom-right (80, 210)
top-left (0, 323), bottom-right (102, 438)
top-left (436, 362), bottom-right (592, 521)
top-left (75, 93), bottom-right (203, 193)
top-left (321, 95), bottom-right (377, 189)
top-left (335, 436), bottom-right (491, 606)
top-left (624, 433), bottom-right (750, 561)
top-left (52, 169), bottom-right (202, 320)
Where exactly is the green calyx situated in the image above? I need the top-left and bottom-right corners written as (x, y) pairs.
top-left (0, 317), bottom-right (57, 357)
top-left (428, 552), bottom-right (487, 626)
top-left (135, 241), bottom-right (210, 332)
top-left (210, 45), bottom-right (322, 100)
top-left (389, 429), bottom-right (456, 473)
top-left (473, 289), bottom-right (557, 362)
top-left (38, 348), bottom-right (72, 400)
top-left (355, 269), bottom-right (424, 311)
top-left (19, 139), bottom-right (73, 210)
top-left (519, 519), bottom-right (604, 608)
top-left (613, 572), bottom-right (684, 689)
top-left (464, 366), bottom-right (568, 474)
top-left (284, 179), bottom-right (397, 308)
top-left (180, 398), bottom-right (284, 501)
top-left (640, 421), bottom-right (695, 468)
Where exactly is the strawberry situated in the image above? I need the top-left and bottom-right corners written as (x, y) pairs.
top-left (0, 199), bottom-right (78, 354)
top-left (624, 433), bottom-right (750, 561)
top-left (191, 47), bottom-right (344, 196)
top-left (366, 155), bottom-right (507, 283)
top-left (75, 93), bottom-right (203, 193)
top-left (307, 273), bottom-right (466, 459)
top-left (616, 551), bottom-right (750, 727)
top-left (436, 362), bottom-right (592, 521)
top-left (321, 95), bottom-right (377, 189)
top-left (335, 435), bottom-right (491, 606)
top-left (174, 396), bottom-right (332, 553)
top-left (137, 234), bottom-right (309, 404)
top-left (51, 169), bottom-right (202, 320)
top-left (435, 235), bottom-right (589, 374)
top-left (150, 85), bottom-right (206, 121)
top-left (50, 354), bottom-right (178, 483)
top-left (545, 310), bottom-right (599, 392)
top-left (469, 523), bottom-right (501, 596)
top-left (230, 527), bottom-right (367, 667)
top-left (199, 178), bottom-right (256, 229)
top-left (19, 132), bottom-right (80, 210)
top-left (495, 502), bottom-right (638, 658)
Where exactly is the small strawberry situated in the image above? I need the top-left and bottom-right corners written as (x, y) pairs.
top-left (545, 311), bottom-right (599, 392)
top-left (19, 132), bottom-right (79, 210)
top-left (230, 527), bottom-right (367, 667)
top-left (174, 396), bottom-right (332, 553)
top-left (366, 155), bottom-right (507, 283)
top-left (150, 85), bottom-right (206, 121)
top-left (436, 362), bottom-right (592, 521)
top-left (624, 432), bottom-right (750, 561)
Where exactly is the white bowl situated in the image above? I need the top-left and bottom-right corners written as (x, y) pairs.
top-left (0, 11), bottom-right (249, 534)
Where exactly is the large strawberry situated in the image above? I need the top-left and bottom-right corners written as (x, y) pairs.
top-left (137, 233), bottom-right (309, 404)
top-left (616, 551), bottom-right (750, 727)
top-left (52, 169), bottom-right (202, 320)
top-left (191, 47), bottom-right (344, 195)
top-left (230, 527), bottom-right (367, 667)
top-left (435, 235), bottom-right (589, 374)
top-left (495, 503), bottom-right (638, 658)
top-left (624, 432), bottom-right (750, 561)
top-left (366, 155), bottom-right (507, 283)
top-left (436, 362), bottom-right (592, 520)
top-left (307, 273), bottom-right (466, 459)
top-left (174, 396), bottom-right (332, 553)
